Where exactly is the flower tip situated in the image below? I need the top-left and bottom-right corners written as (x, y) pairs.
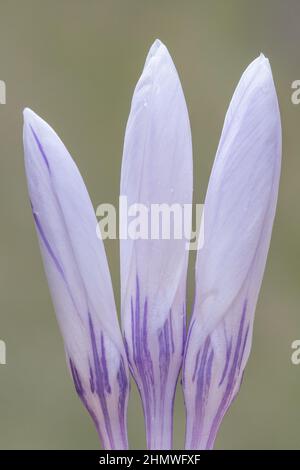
top-left (23, 108), bottom-right (54, 144)
top-left (145, 38), bottom-right (168, 68)
top-left (23, 108), bottom-right (36, 144)
top-left (242, 53), bottom-right (274, 94)
top-left (23, 108), bottom-right (43, 131)
top-left (152, 38), bottom-right (163, 50)
top-left (23, 107), bottom-right (34, 123)
top-left (258, 52), bottom-right (272, 71)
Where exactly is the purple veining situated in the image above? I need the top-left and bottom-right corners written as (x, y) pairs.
top-left (31, 202), bottom-right (83, 324)
top-left (206, 299), bottom-right (249, 449)
top-left (89, 362), bottom-right (95, 393)
top-left (100, 332), bottom-right (112, 394)
top-left (238, 324), bottom-right (250, 373)
top-left (71, 320), bottom-right (129, 450)
top-left (169, 310), bottom-right (175, 354)
top-left (31, 203), bottom-right (64, 280)
top-left (219, 336), bottom-right (232, 387)
top-left (126, 274), bottom-right (182, 448)
top-left (186, 299), bottom-right (250, 449)
top-left (191, 336), bottom-right (214, 448)
top-left (129, 276), bottom-right (155, 446)
top-left (88, 312), bottom-right (114, 448)
top-left (69, 357), bottom-right (84, 397)
top-left (117, 357), bottom-right (129, 446)
top-left (182, 304), bottom-right (187, 356)
top-left (30, 124), bottom-right (51, 173)
top-left (158, 317), bottom-right (171, 407)
top-left (69, 357), bottom-right (105, 446)
top-left (192, 349), bottom-right (201, 382)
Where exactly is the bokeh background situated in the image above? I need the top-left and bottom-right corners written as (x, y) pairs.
top-left (0, 0), bottom-right (299, 449)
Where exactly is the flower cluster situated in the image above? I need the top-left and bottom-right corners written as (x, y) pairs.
top-left (23, 40), bottom-right (281, 449)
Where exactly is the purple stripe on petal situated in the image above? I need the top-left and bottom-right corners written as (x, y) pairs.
top-left (191, 337), bottom-right (214, 448)
top-left (69, 357), bottom-right (84, 398)
top-left (69, 357), bottom-right (104, 446)
top-left (31, 204), bottom-right (65, 280)
top-left (100, 332), bottom-right (111, 394)
top-left (158, 318), bottom-right (171, 406)
top-left (238, 323), bottom-right (250, 373)
top-left (88, 312), bottom-right (114, 449)
top-left (89, 362), bottom-right (95, 394)
top-left (219, 337), bottom-right (232, 387)
top-left (182, 303), bottom-right (186, 355)
top-left (30, 124), bottom-right (51, 173)
top-left (125, 272), bottom-right (184, 449)
top-left (192, 349), bottom-right (201, 382)
top-left (207, 300), bottom-right (248, 449)
top-left (169, 310), bottom-right (175, 355)
top-left (127, 277), bottom-right (156, 447)
top-left (31, 204), bottom-right (83, 323)
top-left (117, 357), bottom-right (129, 447)
top-left (206, 349), bottom-right (214, 387)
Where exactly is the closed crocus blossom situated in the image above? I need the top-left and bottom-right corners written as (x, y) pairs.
top-left (183, 55), bottom-right (281, 449)
top-left (120, 40), bottom-right (193, 449)
top-left (23, 109), bottom-right (129, 450)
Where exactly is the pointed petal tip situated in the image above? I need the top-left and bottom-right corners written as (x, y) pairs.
top-left (23, 107), bottom-right (37, 123)
top-left (23, 108), bottom-right (45, 150)
top-left (23, 108), bottom-right (60, 149)
top-left (23, 108), bottom-right (46, 133)
top-left (248, 53), bottom-right (270, 74)
top-left (258, 52), bottom-right (272, 70)
top-left (244, 51), bottom-right (268, 68)
top-left (259, 52), bottom-right (267, 60)
top-left (23, 108), bottom-right (32, 128)
top-left (257, 52), bottom-right (272, 71)
top-left (144, 38), bottom-right (171, 69)
top-left (23, 108), bottom-right (37, 146)
top-left (152, 38), bottom-right (163, 49)
top-left (240, 53), bottom-right (276, 98)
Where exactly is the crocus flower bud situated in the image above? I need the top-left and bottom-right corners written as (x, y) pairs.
top-left (23, 109), bottom-right (129, 449)
top-left (120, 40), bottom-right (193, 449)
top-left (183, 55), bottom-right (281, 449)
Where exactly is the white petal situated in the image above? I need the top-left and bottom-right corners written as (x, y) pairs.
top-left (120, 40), bottom-right (193, 449)
top-left (23, 109), bottom-right (129, 449)
top-left (183, 55), bottom-right (281, 449)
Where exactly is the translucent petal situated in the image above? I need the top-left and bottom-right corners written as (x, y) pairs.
top-left (23, 108), bottom-right (129, 449)
top-left (120, 40), bottom-right (193, 449)
top-left (183, 55), bottom-right (281, 449)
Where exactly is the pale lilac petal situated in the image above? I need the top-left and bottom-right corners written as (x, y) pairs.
top-left (183, 55), bottom-right (281, 449)
top-left (23, 108), bottom-right (129, 450)
top-left (120, 40), bottom-right (193, 449)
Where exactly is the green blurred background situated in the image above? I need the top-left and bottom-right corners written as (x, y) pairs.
top-left (0, 0), bottom-right (299, 449)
